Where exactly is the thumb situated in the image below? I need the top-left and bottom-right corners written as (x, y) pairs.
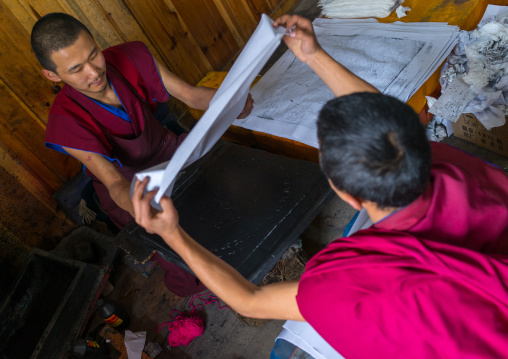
top-left (160, 196), bottom-right (176, 214)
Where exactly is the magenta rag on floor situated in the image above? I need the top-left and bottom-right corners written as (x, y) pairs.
top-left (297, 142), bottom-right (508, 358)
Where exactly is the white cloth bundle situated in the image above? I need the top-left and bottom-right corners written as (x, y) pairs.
top-left (319, 0), bottom-right (403, 19)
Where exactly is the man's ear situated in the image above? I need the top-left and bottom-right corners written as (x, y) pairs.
top-left (41, 69), bottom-right (62, 83)
top-left (328, 179), bottom-right (363, 211)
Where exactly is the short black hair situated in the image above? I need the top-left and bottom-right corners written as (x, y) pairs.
top-left (318, 93), bottom-right (431, 209)
top-left (31, 13), bottom-right (93, 73)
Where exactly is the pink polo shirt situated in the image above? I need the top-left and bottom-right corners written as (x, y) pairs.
top-left (297, 142), bottom-right (508, 358)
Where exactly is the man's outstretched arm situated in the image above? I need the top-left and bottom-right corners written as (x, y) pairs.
top-left (132, 177), bottom-right (304, 321)
top-left (273, 15), bottom-right (379, 97)
top-left (153, 58), bottom-right (253, 119)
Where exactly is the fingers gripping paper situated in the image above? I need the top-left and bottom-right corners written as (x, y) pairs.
top-left (133, 14), bottom-right (286, 205)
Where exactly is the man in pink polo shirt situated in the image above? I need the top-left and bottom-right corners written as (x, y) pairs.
top-left (132, 14), bottom-right (508, 358)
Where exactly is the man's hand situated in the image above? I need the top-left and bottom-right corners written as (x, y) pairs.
top-left (274, 14), bottom-right (379, 97)
top-left (132, 177), bottom-right (179, 237)
top-left (237, 93), bottom-right (254, 119)
top-left (273, 15), bottom-right (322, 64)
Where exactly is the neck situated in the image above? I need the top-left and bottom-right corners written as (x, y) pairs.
top-left (86, 80), bottom-right (122, 108)
top-left (363, 202), bottom-right (399, 224)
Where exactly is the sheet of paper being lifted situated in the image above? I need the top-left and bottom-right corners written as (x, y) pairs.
top-left (233, 18), bottom-right (459, 148)
top-left (133, 14), bottom-right (286, 205)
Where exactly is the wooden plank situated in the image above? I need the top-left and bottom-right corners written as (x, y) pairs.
top-left (245, 0), bottom-right (299, 23)
top-left (212, 0), bottom-right (246, 47)
top-left (0, 163), bottom-right (73, 250)
top-left (266, 0), bottom-right (282, 11)
top-left (58, 0), bottom-right (123, 49)
top-left (0, 1), bottom-right (56, 125)
top-left (89, 0), bottom-right (163, 62)
top-left (25, 0), bottom-right (112, 49)
top-left (0, 139), bottom-right (68, 219)
top-left (2, 0), bottom-right (39, 34)
top-left (245, 0), bottom-right (269, 20)
top-left (0, 79), bottom-right (81, 188)
top-left (270, 0), bottom-right (299, 20)
top-left (125, 0), bottom-right (212, 84)
top-left (171, 0), bottom-right (240, 70)
top-left (27, 0), bottom-right (73, 18)
top-left (213, 0), bottom-right (266, 45)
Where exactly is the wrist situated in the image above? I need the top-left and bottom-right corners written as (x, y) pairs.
top-left (161, 224), bottom-right (183, 243)
top-left (305, 47), bottom-right (326, 67)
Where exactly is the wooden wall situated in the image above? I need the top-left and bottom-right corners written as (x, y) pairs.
top-left (0, 0), bottom-right (299, 269)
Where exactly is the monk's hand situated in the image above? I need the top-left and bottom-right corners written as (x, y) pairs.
top-left (237, 93), bottom-right (254, 119)
top-left (273, 15), bottom-right (322, 64)
top-left (132, 177), bottom-right (180, 237)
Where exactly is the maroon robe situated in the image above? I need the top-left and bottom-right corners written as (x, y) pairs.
top-left (297, 142), bottom-right (508, 358)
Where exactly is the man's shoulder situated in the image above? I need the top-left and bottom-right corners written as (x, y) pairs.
top-left (103, 41), bottom-right (151, 66)
top-left (104, 41), bottom-right (148, 55)
top-left (303, 229), bottom-right (406, 272)
top-left (48, 85), bottom-right (87, 118)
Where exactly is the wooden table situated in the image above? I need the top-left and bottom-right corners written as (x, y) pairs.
top-left (188, 0), bottom-right (505, 162)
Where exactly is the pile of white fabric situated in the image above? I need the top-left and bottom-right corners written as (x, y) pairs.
top-left (429, 6), bottom-right (508, 130)
top-left (318, 0), bottom-right (403, 19)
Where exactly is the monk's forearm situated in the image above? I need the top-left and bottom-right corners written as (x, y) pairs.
top-left (108, 180), bottom-right (135, 216)
top-left (160, 226), bottom-right (303, 320)
top-left (188, 86), bottom-right (216, 111)
top-left (162, 226), bottom-right (259, 311)
top-left (306, 49), bottom-right (379, 97)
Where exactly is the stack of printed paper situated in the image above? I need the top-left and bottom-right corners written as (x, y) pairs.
top-left (233, 18), bottom-right (459, 148)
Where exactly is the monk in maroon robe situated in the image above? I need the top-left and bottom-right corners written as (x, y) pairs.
top-left (31, 13), bottom-right (253, 297)
top-left (31, 13), bottom-right (253, 229)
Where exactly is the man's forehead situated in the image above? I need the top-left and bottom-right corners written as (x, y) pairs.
top-left (50, 31), bottom-right (97, 70)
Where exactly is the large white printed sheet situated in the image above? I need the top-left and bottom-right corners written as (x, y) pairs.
top-left (233, 18), bottom-right (459, 148)
top-left (133, 14), bottom-right (285, 204)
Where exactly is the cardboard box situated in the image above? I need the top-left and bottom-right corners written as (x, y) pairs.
top-left (451, 113), bottom-right (508, 157)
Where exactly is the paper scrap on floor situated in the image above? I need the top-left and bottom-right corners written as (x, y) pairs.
top-left (124, 330), bottom-right (146, 359)
top-left (233, 18), bottom-right (459, 148)
top-left (132, 14), bottom-right (285, 204)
